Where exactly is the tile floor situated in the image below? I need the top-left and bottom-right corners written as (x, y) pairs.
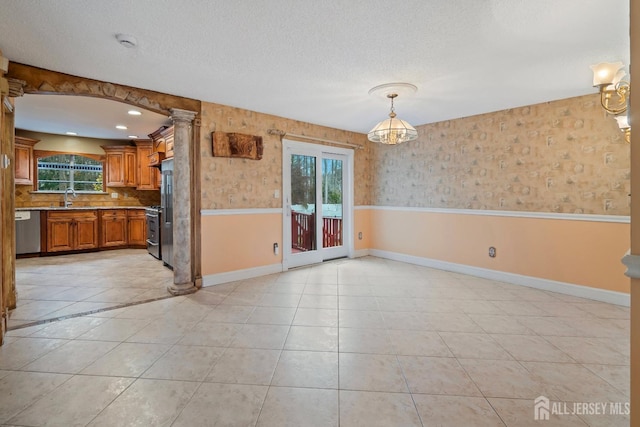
top-left (1, 256), bottom-right (631, 426)
top-left (10, 249), bottom-right (173, 328)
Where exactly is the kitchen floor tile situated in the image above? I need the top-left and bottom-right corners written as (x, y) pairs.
top-left (142, 345), bottom-right (224, 381)
top-left (398, 355), bottom-right (482, 396)
top-left (206, 348), bottom-right (280, 385)
top-left (8, 375), bottom-right (133, 427)
top-left (339, 353), bottom-right (408, 393)
top-left (339, 327), bottom-right (394, 354)
top-left (172, 383), bottom-right (268, 427)
top-left (271, 350), bottom-right (338, 389)
top-left (0, 371), bottom-right (71, 424)
top-left (87, 378), bottom-right (198, 426)
top-left (81, 342), bottom-right (171, 377)
top-left (256, 387), bottom-right (338, 427)
top-left (284, 326), bottom-right (338, 351)
top-left (339, 390), bottom-right (422, 427)
top-left (292, 308), bottom-right (338, 327)
top-left (24, 339), bottom-right (118, 374)
top-left (230, 324), bottom-right (290, 349)
top-left (413, 394), bottom-right (505, 427)
top-left (439, 332), bottom-right (513, 360)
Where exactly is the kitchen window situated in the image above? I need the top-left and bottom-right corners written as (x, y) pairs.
top-left (36, 153), bottom-right (104, 192)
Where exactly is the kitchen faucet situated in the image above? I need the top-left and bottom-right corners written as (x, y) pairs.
top-left (64, 188), bottom-right (77, 208)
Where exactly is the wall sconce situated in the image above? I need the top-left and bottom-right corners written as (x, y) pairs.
top-left (590, 61), bottom-right (631, 142)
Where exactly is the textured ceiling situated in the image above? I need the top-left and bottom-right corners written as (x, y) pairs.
top-left (0, 0), bottom-right (630, 136)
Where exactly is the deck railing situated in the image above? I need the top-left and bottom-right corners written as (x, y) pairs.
top-left (291, 211), bottom-right (342, 251)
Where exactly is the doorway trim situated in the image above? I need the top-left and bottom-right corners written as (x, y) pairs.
top-left (282, 139), bottom-right (354, 270)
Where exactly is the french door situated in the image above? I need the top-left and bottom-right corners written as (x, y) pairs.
top-left (283, 140), bottom-right (353, 269)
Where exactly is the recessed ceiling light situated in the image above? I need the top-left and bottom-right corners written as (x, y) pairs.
top-left (128, 135), bottom-right (138, 139)
top-left (128, 110), bottom-right (142, 116)
top-left (116, 125), bottom-right (128, 130)
top-left (65, 131), bottom-right (77, 136)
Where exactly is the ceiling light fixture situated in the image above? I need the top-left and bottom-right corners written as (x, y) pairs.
top-left (128, 135), bottom-right (138, 139)
top-left (65, 131), bottom-right (77, 136)
top-left (367, 83), bottom-right (418, 145)
top-left (128, 110), bottom-right (142, 116)
top-left (590, 61), bottom-right (630, 143)
top-left (115, 125), bottom-right (127, 130)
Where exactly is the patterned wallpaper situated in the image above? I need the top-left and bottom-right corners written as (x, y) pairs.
top-left (199, 102), bottom-right (371, 210)
top-left (371, 94), bottom-right (630, 215)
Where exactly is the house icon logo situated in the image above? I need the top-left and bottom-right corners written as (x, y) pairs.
top-left (534, 395), bottom-right (550, 421)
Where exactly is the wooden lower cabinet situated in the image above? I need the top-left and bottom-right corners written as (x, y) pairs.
top-left (127, 209), bottom-right (147, 247)
top-left (100, 210), bottom-right (128, 248)
top-left (46, 210), bottom-right (99, 252)
top-left (44, 208), bottom-right (148, 254)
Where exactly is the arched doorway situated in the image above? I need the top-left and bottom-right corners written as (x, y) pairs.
top-left (2, 63), bottom-right (202, 341)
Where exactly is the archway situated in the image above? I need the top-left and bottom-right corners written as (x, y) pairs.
top-left (4, 63), bottom-right (202, 322)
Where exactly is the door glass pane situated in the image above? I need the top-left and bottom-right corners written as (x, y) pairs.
top-left (322, 158), bottom-right (343, 248)
top-left (291, 154), bottom-right (316, 252)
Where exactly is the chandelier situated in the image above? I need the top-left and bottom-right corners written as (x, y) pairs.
top-left (367, 83), bottom-right (418, 145)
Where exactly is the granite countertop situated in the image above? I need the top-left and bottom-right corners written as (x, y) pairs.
top-left (16, 206), bottom-right (149, 211)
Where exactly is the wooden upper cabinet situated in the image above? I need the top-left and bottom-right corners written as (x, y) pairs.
top-left (14, 136), bottom-right (38, 185)
top-left (134, 140), bottom-right (158, 190)
top-left (102, 146), bottom-right (137, 188)
top-left (148, 125), bottom-right (174, 160)
top-left (163, 127), bottom-right (174, 158)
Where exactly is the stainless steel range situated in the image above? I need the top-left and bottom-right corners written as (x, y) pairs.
top-left (145, 206), bottom-right (161, 259)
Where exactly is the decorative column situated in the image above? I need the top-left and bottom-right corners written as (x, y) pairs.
top-left (168, 108), bottom-right (198, 295)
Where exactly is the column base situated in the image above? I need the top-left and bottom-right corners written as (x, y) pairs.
top-left (167, 282), bottom-right (198, 296)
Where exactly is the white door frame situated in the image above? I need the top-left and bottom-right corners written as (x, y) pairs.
top-left (282, 139), bottom-right (354, 270)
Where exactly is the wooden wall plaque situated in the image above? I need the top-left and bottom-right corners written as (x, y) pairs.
top-left (212, 131), bottom-right (263, 160)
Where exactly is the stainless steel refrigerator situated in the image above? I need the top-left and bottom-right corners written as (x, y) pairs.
top-left (161, 158), bottom-right (174, 269)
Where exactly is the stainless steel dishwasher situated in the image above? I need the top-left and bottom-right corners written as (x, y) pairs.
top-left (15, 210), bottom-right (41, 255)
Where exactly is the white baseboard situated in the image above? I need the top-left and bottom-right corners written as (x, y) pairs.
top-left (202, 263), bottom-right (284, 287)
top-left (352, 249), bottom-right (370, 258)
top-left (369, 249), bottom-right (630, 307)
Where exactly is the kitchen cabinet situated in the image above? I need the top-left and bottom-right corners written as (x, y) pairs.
top-left (103, 146), bottom-right (137, 187)
top-left (148, 125), bottom-right (174, 160)
top-left (134, 140), bottom-right (158, 190)
top-left (46, 210), bottom-right (99, 252)
top-left (163, 127), bottom-right (174, 158)
top-left (99, 209), bottom-right (128, 248)
top-left (127, 209), bottom-right (147, 247)
top-left (14, 136), bottom-right (38, 185)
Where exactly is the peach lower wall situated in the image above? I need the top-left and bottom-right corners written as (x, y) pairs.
top-left (201, 213), bottom-right (283, 276)
top-left (354, 208), bottom-right (371, 252)
top-left (201, 209), bottom-right (372, 276)
top-left (369, 208), bottom-right (630, 293)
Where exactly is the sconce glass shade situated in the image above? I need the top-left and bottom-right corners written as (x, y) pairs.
top-left (590, 62), bottom-right (625, 87)
top-left (368, 116), bottom-right (418, 145)
top-left (615, 114), bottom-right (630, 130)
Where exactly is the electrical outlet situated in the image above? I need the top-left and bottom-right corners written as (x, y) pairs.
top-left (488, 247), bottom-right (496, 258)
top-left (111, 193), bottom-right (118, 199)
top-left (273, 243), bottom-right (279, 255)
top-left (274, 189), bottom-right (280, 199)
top-left (358, 232), bottom-right (363, 240)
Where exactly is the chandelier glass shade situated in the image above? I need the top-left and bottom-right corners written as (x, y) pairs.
top-left (367, 93), bottom-right (418, 145)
